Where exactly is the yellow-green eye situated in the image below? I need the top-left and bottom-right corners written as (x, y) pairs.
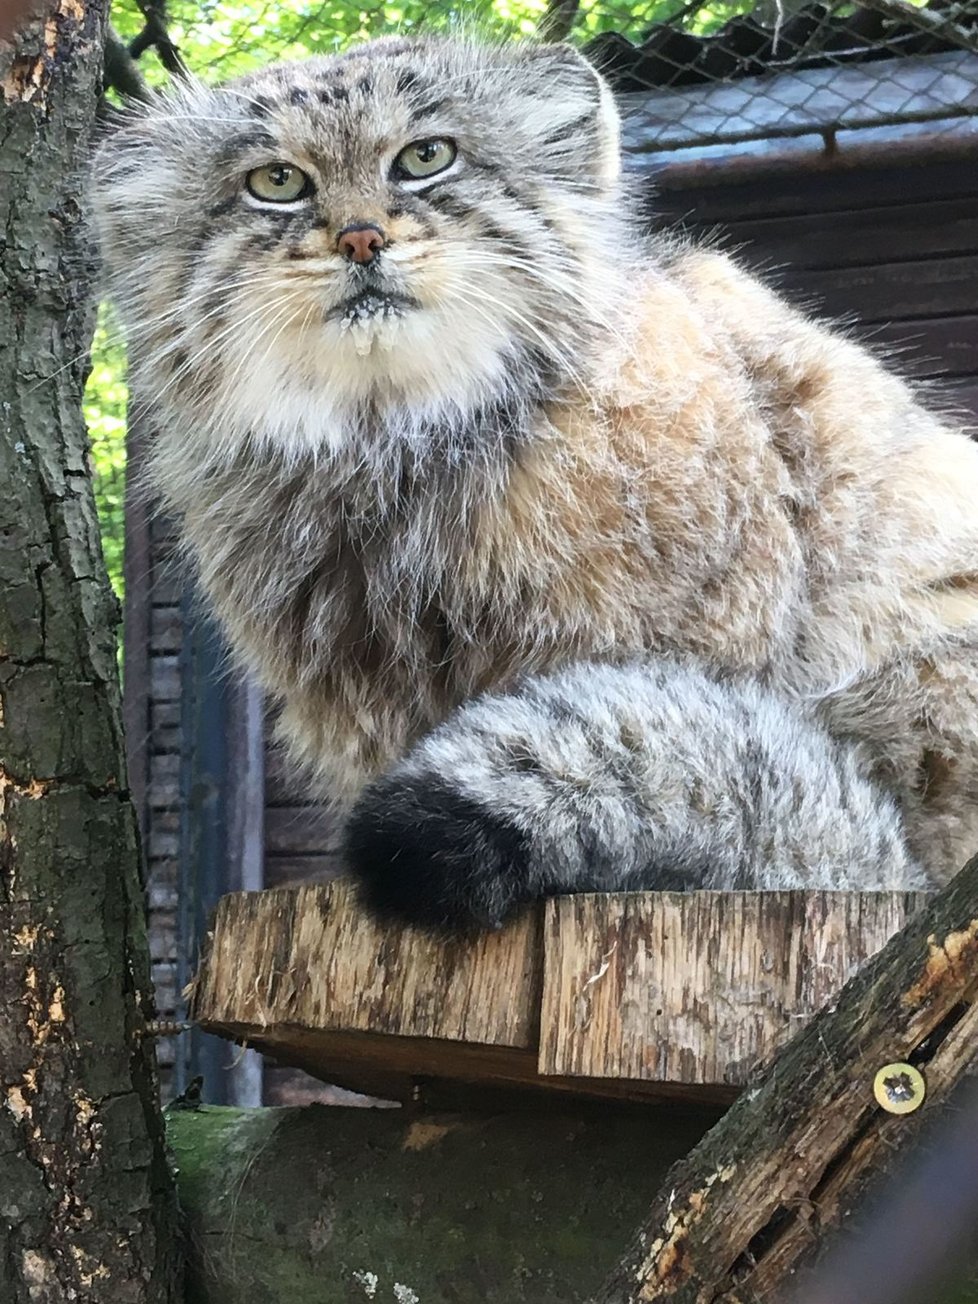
top-left (245, 163), bottom-right (313, 203)
top-left (393, 138), bottom-right (457, 182)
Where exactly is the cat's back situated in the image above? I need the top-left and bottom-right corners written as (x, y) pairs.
top-left (569, 243), bottom-right (978, 666)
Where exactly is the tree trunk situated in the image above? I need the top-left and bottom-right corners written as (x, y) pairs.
top-left (0, 5), bottom-right (183, 1300)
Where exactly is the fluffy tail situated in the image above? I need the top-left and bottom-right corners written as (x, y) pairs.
top-left (344, 658), bottom-right (928, 931)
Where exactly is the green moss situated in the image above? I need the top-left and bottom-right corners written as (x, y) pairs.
top-left (168, 1103), bottom-right (713, 1304)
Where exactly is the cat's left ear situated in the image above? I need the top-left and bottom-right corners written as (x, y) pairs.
top-left (517, 43), bottom-right (621, 187)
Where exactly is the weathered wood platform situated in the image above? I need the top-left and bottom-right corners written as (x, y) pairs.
top-left (189, 880), bottom-right (927, 1105)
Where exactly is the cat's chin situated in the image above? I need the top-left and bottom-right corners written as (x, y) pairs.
top-left (200, 340), bottom-right (523, 462)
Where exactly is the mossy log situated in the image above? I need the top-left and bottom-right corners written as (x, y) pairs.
top-left (167, 1101), bottom-right (717, 1304)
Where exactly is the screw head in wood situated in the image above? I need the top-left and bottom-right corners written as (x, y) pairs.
top-left (873, 1062), bottom-right (925, 1114)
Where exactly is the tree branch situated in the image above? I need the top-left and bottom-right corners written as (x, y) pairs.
top-left (103, 22), bottom-right (151, 101)
top-left (538, 0), bottom-right (581, 42)
top-left (128, 0), bottom-right (187, 79)
top-left (593, 855), bottom-right (978, 1302)
top-left (857, 0), bottom-right (978, 55)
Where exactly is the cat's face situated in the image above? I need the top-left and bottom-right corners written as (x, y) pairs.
top-left (92, 37), bottom-right (624, 459)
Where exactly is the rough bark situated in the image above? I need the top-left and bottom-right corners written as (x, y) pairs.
top-left (592, 854), bottom-right (978, 1303)
top-left (166, 1102), bottom-right (717, 1304)
top-left (0, 5), bottom-right (182, 1300)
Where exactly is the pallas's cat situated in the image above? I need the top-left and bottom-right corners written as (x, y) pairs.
top-left (91, 37), bottom-right (977, 927)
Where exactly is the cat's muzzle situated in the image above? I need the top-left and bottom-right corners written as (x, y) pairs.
top-left (326, 288), bottom-right (420, 328)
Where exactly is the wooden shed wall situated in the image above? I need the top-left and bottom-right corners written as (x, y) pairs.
top-left (129, 148), bottom-right (978, 1104)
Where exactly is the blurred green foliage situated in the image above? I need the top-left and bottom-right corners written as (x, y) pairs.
top-left (106, 0), bottom-right (724, 87)
top-left (85, 308), bottom-right (127, 601)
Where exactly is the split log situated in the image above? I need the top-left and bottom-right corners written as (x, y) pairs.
top-left (592, 854), bottom-right (978, 1303)
top-left (190, 881), bottom-right (925, 1105)
top-left (166, 1100), bottom-right (716, 1304)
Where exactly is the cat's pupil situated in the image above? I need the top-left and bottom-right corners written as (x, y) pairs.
top-left (269, 165), bottom-right (292, 187)
top-left (415, 142), bottom-right (439, 162)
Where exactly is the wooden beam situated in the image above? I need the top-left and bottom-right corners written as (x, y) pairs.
top-left (122, 411), bottom-right (152, 839)
top-left (192, 880), bottom-right (543, 1049)
top-left (191, 881), bottom-right (926, 1104)
top-left (166, 1101), bottom-right (717, 1304)
top-left (592, 855), bottom-right (978, 1302)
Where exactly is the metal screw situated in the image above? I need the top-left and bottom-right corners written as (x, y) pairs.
top-left (873, 1062), bottom-right (926, 1114)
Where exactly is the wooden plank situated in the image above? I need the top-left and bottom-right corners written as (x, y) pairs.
top-left (652, 156), bottom-right (978, 222)
top-left (928, 376), bottom-right (978, 421)
top-left (620, 51), bottom-right (978, 154)
top-left (864, 315), bottom-right (978, 377)
top-left (192, 879), bottom-right (544, 1050)
top-left (226, 677), bottom-right (265, 886)
top-left (149, 570), bottom-right (182, 606)
top-left (150, 654), bottom-right (180, 703)
top-left (149, 511), bottom-right (181, 545)
top-left (223, 676), bottom-right (266, 1107)
top-left (149, 604), bottom-right (181, 654)
top-left (151, 699), bottom-right (181, 755)
top-left (777, 252), bottom-right (978, 323)
top-left (147, 810), bottom-right (179, 860)
top-left (265, 853), bottom-right (344, 888)
top-left (210, 1021), bottom-right (732, 1109)
top-left (192, 883), bottom-right (927, 1101)
top-left (264, 740), bottom-right (318, 806)
top-left (539, 891), bottom-right (926, 1087)
top-left (593, 859), bottom-right (978, 1302)
top-left (148, 750), bottom-right (179, 808)
top-left (265, 804), bottom-right (339, 856)
top-left (698, 196), bottom-right (978, 271)
top-left (123, 412), bottom-right (152, 837)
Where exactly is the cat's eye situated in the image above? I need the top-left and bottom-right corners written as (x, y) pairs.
top-left (393, 138), bottom-right (457, 182)
top-left (245, 163), bottom-right (313, 203)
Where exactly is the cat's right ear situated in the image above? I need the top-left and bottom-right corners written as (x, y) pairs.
top-left (514, 42), bottom-right (621, 188)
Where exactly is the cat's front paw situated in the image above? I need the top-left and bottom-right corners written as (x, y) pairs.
top-left (343, 772), bottom-right (533, 934)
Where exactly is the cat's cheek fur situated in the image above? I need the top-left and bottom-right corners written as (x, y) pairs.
top-left (343, 774), bottom-right (533, 933)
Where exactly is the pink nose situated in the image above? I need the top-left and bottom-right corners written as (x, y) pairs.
top-left (336, 223), bottom-right (386, 264)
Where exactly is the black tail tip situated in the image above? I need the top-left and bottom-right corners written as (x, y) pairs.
top-left (343, 771), bottom-right (533, 934)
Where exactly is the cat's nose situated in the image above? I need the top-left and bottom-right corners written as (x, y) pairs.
top-left (336, 223), bottom-right (386, 264)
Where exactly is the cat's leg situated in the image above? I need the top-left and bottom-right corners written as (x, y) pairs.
top-left (344, 659), bottom-right (925, 932)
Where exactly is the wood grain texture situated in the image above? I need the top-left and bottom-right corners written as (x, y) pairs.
top-left (192, 879), bottom-right (543, 1050)
top-left (593, 857), bottom-right (978, 1303)
top-left (0, 4), bottom-right (182, 1294)
top-left (540, 891), bottom-right (927, 1086)
top-left (193, 883), bottom-right (926, 1102)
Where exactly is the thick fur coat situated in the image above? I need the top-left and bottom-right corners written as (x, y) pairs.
top-left (91, 37), bottom-right (978, 926)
